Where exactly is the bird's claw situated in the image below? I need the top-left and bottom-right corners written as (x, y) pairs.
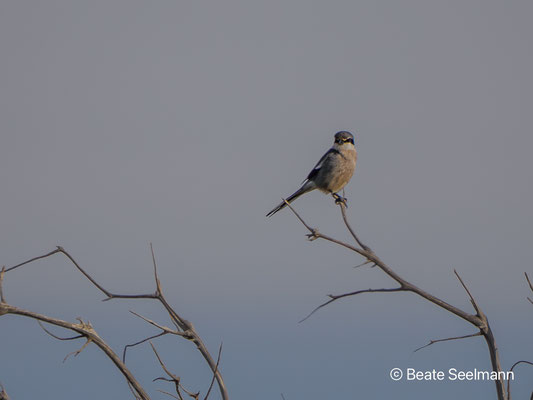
top-left (332, 193), bottom-right (348, 207)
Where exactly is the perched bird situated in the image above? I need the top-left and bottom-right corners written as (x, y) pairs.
top-left (266, 131), bottom-right (357, 217)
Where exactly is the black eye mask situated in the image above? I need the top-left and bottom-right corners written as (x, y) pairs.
top-left (336, 138), bottom-right (354, 144)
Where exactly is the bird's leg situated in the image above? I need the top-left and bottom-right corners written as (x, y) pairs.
top-left (332, 192), bottom-right (348, 206)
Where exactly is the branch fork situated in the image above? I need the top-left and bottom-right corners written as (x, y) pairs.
top-left (286, 196), bottom-right (510, 400)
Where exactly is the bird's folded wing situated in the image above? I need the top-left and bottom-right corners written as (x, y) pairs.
top-left (303, 148), bottom-right (340, 183)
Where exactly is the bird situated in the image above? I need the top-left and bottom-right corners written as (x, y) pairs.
top-left (266, 131), bottom-right (357, 217)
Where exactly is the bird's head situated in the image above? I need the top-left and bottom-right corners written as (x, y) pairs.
top-left (334, 131), bottom-right (355, 146)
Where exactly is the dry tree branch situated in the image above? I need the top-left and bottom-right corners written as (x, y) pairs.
top-left (413, 332), bottom-right (481, 353)
top-left (63, 337), bottom-right (93, 363)
top-left (285, 196), bottom-right (509, 400)
top-left (203, 343), bottom-right (223, 400)
top-left (128, 310), bottom-right (190, 338)
top-left (0, 267), bottom-right (6, 304)
top-left (0, 303), bottom-right (150, 400)
top-left (299, 287), bottom-right (404, 323)
top-left (123, 332), bottom-right (168, 363)
top-left (1, 244), bottom-right (229, 400)
top-left (338, 200), bottom-right (370, 251)
top-left (454, 269), bottom-right (483, 317)
top-left (507, 360), bottom-right (533, 400)
top-left (0, 382), bottom-right (10, 400)
top-left (151, 342), bottom-right (200, 399)
top-left (38, 321), bottom-right (84, 341)
top-left (158, 389), bottom-right (182, 400)
top-left (525, 272), bottom-right (533, 305)
top-left (5, 248), bottom-right (62, 272)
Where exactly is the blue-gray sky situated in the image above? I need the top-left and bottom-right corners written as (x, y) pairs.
top-left (1, 1), bottom-right (532, 399)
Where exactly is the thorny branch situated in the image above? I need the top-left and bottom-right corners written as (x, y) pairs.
top-left (525, 272), bottom-right (533, 305)
top-left (0, 382), bottom-right (10, 400)
top-left (505, 273), bottom-right (533, 400)
top-left (413, 332), bottom-right (481, 353)
top-left (0, 303), bottom-right (150, 400)
top-left (151, 342), bottom-right (199, 400)
top-left (300, 287), bottom-right (404, 323)
top-left (0, 244), bottom-right (228, 400)
top-left (286, 195), bottom-right (510, 400)
top-left (507, 360), bottom-right (533, 400)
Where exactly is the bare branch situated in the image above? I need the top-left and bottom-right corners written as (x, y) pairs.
top-left (0, 303), bottom-right (150, 400)
top-left (507, 360), bottom-right (533, 400)
top-left (5, 248), bottom-right (61, 272)
top-left (123, 332), bottom-right (168, 363)
top-left (414, 332), bottom-right (481, 353)
top-left (63, 338), bottom-right (92, 362)
top-left (38, 321), bottom-right (84, 341)
top-left (454, 269), bottom-right (483, 317)
top-left (525, 272), bottom-right (533, 305)
top-left (150, 341), bottom-right (203, 399)
top-left (286, 200), bottom-right (508, 400)
top-left (150, 341), bottom-right (179, 382)
top-left (0, 382), bottom-right (10, 400)
top-left (129, 310), bottom-right (186, 337)
top-left (5, 245), bottom-right (229, 400)
top-left (158, 389), bottom-right (181, 400)
top-left (56, 247), bottom-right (117, 297)
top-left (300, 287), bottom-right (405, 323)
top-left (338, 201), bottom-right (370, 251)
top-left (203, 343), bottom-right (223, 400)
top-left (283, 199), bottom-right (314, 233)
top-left (284, 200), bottom-right (368, 257)
top-left (287, 203), bottom-right (482, 327)
top-left (0, 267), bottom-right (6, 304)
top-left (5, 246), bottom-right (158, 302)
top-left (353, 260), bottom-right (373, 269)
top-left (150, 243), bottom-right (162, 295)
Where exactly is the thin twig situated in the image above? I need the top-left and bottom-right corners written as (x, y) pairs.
top-left (0, 382), bottom-right (10, 400)
top-left (286, 201), bottom-right (507, 399)
top-left (300, 287), bottom-right (405, 323)
top-left (63, 338), bottom-right (92, 362)
top-left (150, 243), bottom-right (162, 295)
top-left (158, 389), bottom-right (181, 399)
top-left (123, 331), bottom-right (168, 363)
top-left (203, 343), bottom-right (223, 400)
top-left (507, 360), bottom-right (533, 400)
top-left (38, 321), bottom-right (84, 341)
top-left (3, 246), bottom-right (227, 400)
top-left (525, 273), bottom-right (533, 305)
top-left (414, 332), bottom-right (481, 353)
top-left (284, 201), bottom-right (368, 257)
top-left (353, 260), bottom-right (373, 269)
top-left (129, 310), bottom-right (186, 336)
top-left (150, 341), bottom-right (179, 381)
top-left (0, 267), bottom-right (6, 303)
top-left (454, 269), bottom-right (483, 317)
top-left (338, 201), bottom-right (370, 251)
top-left (0, 303), bottom-right (150, 400)
top-left (291, 203), bottom-right (482, 327)
top-left (5, 248), bottom-right (61, 272)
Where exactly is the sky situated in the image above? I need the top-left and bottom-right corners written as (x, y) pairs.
top-left (1, 1), bottom-right (533, 399)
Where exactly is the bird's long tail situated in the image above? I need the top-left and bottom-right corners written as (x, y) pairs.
top-left (266, 183), bottom-right (315, 217)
